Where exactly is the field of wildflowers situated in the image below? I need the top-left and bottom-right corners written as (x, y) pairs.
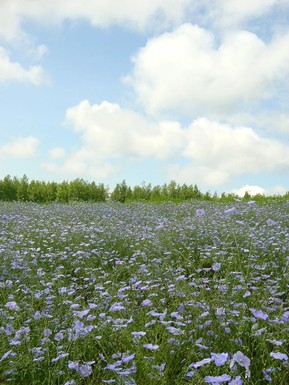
top-left (0, 200), bottom-right (288, 384)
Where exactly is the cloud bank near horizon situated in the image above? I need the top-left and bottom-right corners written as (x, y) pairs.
top-left (41, 100), bottom-right (289, 190)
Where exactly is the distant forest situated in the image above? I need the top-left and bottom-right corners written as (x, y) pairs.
top-left (0, 175), bottom-right (288, 203)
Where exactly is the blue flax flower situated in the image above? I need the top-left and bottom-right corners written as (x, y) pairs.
top-left (270, 352), bottom-right (288, 361)
top-left (249, 308), bottom-right (268, 320)
top-left (205, 373), bottom-right (231, 383)
top-left (211, 353), bottom-right (229, 366)
top-left (5, 301), bottom-right (20, 311)
top-left (230, 352), bottom-right (250, 378)
top-left (143, 343), bottom-right (159, 350)
top-left (189, 357), bottom-right (212, 369)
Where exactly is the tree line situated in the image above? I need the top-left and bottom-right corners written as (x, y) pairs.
top-left (0, 175), bottom-right (288, 203)
top-left (0, 175), bottom-right (108, 203)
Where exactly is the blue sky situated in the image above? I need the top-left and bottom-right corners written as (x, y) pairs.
top-left (0, 0), bottom-right (289, 196)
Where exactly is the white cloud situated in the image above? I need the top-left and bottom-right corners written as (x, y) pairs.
top-left (0, 2), bottom-right (21, 40)
top-left (224, 111), bottom-right (289, 135)
top-left (183, 118), bottom-right (289, 172)
top-left (46, 100), bottom-right (289, 185)
top-left (205, 0), bottom-right (287, 30)
top-left (232, 185), bottom-right (266, 197)
top-left (1, 0), bottom-right (288, 40)
top-left (0, 0), bottom-right (194, 40)
top-left (0, 136), bottom-right (39, 158)
top-left (1, 1), bottom-right (287, 93)
top-left (49, 147), bottom-right (66, 160)
top-left (0, 47), bottom-right (44, 85)
top-left (167, 117), bottom-right (289, 185)
top-left (232, 184), bottom-right (287, 197)
top-left (126, 23), bottom-right (289, 118)
top-left (65, 100), bottom-right (184, 160)
top-left (44, 100), bottom-right (184, 179)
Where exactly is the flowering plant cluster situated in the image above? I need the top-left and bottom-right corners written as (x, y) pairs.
top-left (0, 200), bottom-right (288, 384)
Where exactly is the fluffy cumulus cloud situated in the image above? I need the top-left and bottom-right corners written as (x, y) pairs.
top-left (126, 23), bottom-right (289, 118)
top-left (65, 100), bottom-right (184, 160)
top-left (1, 0), bottom-right (287, 40)
top-left (0, 0), bottom-right (194, 39)
top-left (44, 100), bottom-right (289, 185)
top-left (43, 100), bottom-right (184, 179)
top-left (0, 47), bottom-right (44, 85)
top-left (0, 136), bottom-right (39, 159)
top-left (169, 118), bottom-right (289, 185)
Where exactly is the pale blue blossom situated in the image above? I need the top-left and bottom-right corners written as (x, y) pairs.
top-left (270, 352), bottom-right (288, 361)
top-left (196, 208), bottom-right (205, 217)
top-left (110, 302), bottom-right (125, 312)
top-left (141, 299), bottom-right (153, 307)
top-left (54, 331), bottom-right (64, 341)
top-left (189, 357), bottom-right (212, 369)
top-left (0, 350), bottom-right (16, 362)
top-left (205, 373), bottom-right (231, 383)
top-left (33, 311), bottom-right (42, 320)
top-left (79, 363), bottom-right (94, 377)
top-left (122, 353), bottom-right (135, 364)
top-left (263, 368), bottom-right (273, 382)
top-left (5, 301), bottom-right (20, 311)
top-left (166, 326), bottom-right (184, 335)
top-left (212, 262), bottom-right (222, 271)
top-left (51, 352), bottom-right (69, 362)
top-left (143, 343), bottom-right (159, 350)
top-left (131, 331), bottom-right (146, 338)
top-left (249, 308), bottom-right (268, 320)
top-left (211, 352), bottom-right (229, 366)
top-left (68, 360), bottom-right (79, 371)
top-left (73, 309), bottom-right (90, 318)
top-left (230, 352), bottom-right (251, 378)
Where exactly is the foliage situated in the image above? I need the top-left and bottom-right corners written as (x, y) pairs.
top-left (110, 180), bottom-right (132, 203)
top-left (0, 175), bottom-right (288, 204)
top-left (0, 175), bottom-right (109, 203)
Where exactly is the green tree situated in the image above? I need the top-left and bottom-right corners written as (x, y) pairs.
top-left (0, 175), bottom-right (17, 201)
top-left (27, 180), bottom-right (47, 203)
top-left (167, 180), bottom-right (178, 199)
top-left (45, 181), bottom-right (58, 202)
top-left (69, 178), bottom-right (88, 201)
top-left (16, 175), bottom-right (29, 201)
top-left (132, 182), bottom-right (152, 201)
top-left (88, 182), bottom-right (108, 202)
top-left (161, 183), bottom-right (168, 200)
top-left (110, 180), bottom-right (131, 203)
top-left (56, 181), bottom-right (69, 203)
top-left (151, 185), bottom-right (162, 201)
top-left (243, 191), bottom-right (252, 200)
top-left (192, 184), bottom-right (202, 199)
top-left (202, 190), bottom-right (211, 201)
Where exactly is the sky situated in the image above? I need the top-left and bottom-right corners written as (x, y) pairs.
top-left (1, 0), bottom-right (289, 196)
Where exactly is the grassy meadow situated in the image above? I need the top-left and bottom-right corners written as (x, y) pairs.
top-left (0, 200), bottom-right (288, 384)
